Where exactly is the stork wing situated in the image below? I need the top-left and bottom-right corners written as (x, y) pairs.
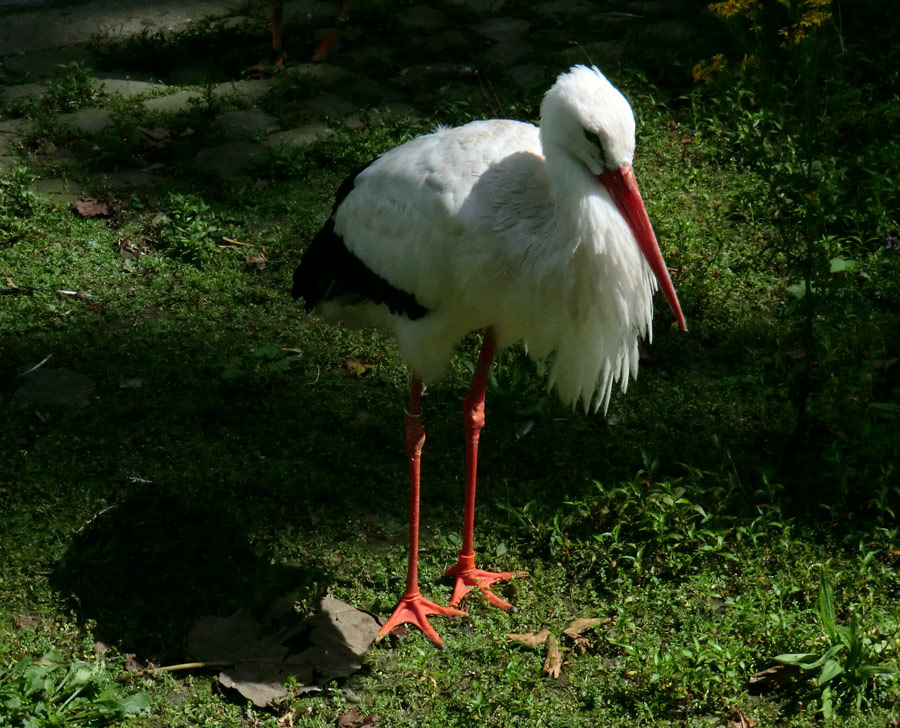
top-left (333, 120), bottom-right (548, 310)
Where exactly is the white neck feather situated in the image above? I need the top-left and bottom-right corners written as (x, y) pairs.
top-left (523, 129), bottom-right (655, 413)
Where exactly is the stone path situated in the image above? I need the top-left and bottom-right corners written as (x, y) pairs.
top-left (2, 0), bottom-right (698, 405)
top-left (0, 0), bottom-right (696, 196)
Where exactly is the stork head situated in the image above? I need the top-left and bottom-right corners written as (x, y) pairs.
top-left (541, 66), bottom-right (687, 332)
top-left (540, 65), bottom-right (636, 174)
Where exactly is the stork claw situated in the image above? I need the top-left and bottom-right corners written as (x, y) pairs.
top-left (445, 555), bottom-right (527, 611)
top-left (377, 591), bottom-right (467, 647)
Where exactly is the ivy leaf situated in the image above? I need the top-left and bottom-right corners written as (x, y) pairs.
top-left (828, 256), bottom-right (855, 273)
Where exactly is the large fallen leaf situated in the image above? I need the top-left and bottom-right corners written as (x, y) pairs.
top-left (507, 629), bottom-right (550, 649)
top-left (73, 198), bottom-right (110, 218)
top-left (728, 709), bottom-right (757, 728)
top-left (337, 708), bottom-right (379, 728)
top-left (563, 617), bottom-right (607, 653)
top-left (542, 636), bottom-right (562, 679)
top-left (187, 593), bottom-right (380, 707)
top-left (562, 617), bottom-right (605, 639)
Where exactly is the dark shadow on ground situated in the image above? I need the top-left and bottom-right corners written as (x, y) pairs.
top-left (51, 492), bottom-right (329, 662)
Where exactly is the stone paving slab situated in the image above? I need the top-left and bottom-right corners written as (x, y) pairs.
top-left (292, 92), bottom-right (357, 119)
top-left (281, 63), bottom-right (351, 88)
top-left (56, 107), bottom-right (113, 135)
top-left (29, 176), bottom-right (86, 205)
top-left (400, 5), bottom-right (448, 32)
top-left (211, 78), bottom-right (276, 104)
top-left (483, 38), bottom-right (532, 67)
top-left (475, 17), bottom-right (531, 42)
top-left (195, 140), bottom-right (268, 178)
top-left (0, 81), bottom-right (47, 104)
top-left (216, 108), bottom-right (280, 139)
top-left (262, 123), bottom-right (332, 149)
top-left (1, 44), bottom-right (94, 80)
top-left (0, 0), bottom-right (697, 197)
top-left (98, 169), bottom-right (165, 191)
top-left (0, 118), bottom-right (26, 136)
top-left (96, 78), bottom-right (167, 98)
top-left (142, 90), bottom-right (204, 114)
top-left (0, 0), bottom-right (245, 58)
top-left (508, 63), bottom-right (546, 89)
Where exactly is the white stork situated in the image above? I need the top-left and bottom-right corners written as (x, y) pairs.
top-left (293, 65), bottom-right (687, 646)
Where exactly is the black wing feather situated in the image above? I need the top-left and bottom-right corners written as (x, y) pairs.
top-left (292, 161), bottom-right (429, 321)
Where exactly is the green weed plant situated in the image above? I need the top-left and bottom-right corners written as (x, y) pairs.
top-left (0, 166), bottom-right (36, 246)
top-left (775, 572), bottom-right (899, 719)
top-left (0, 653), bottom-right (149, 727)
top-left (155, 193), bottom-right (228, 266)
top-left (691, 0), bottom-right (900, 500)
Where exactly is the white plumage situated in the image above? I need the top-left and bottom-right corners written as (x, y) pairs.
top-left (300, 65), bottom-right (684, 411)
top-left (293, 65), bottom-right (685, 645)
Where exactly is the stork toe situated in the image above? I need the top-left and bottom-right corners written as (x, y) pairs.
top-left (377, 592), bottom-right (467, 647)
top-left (446, 556), bottom-right (527, 611)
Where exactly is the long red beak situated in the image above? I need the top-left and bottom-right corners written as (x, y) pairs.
top-left (600, 166), bottom-right (687, 331)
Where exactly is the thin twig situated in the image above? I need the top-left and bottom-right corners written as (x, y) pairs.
top-left (222, 237), bottom-right (302, 254)
top-left (222, 237), bottom-right (264, 248)
top-left (18, 354), bottom-right (52, 377)
top-left (153, 661), bottom-right (233, 673)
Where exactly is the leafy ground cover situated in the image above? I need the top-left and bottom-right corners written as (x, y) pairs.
top-left (1, 1), bottom-right (898, 726)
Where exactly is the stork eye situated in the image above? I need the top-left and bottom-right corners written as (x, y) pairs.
top-left (583, 129), bottom-right (608, 168)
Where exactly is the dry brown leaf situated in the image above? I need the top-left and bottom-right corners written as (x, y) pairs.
top-left (563, 617), bottom-right (607, 653)
top-left (276, 709), bottom-right (294, 728)
top-left (245, 250), bottom-right (268, 270)
top-left (570, 636), bottom-right (590, 654)
top-left (507, 629), bottom-right (550, 649)
top-left (122, 652), bottom-right (147, 672)
top-left (384, 624), bottom-right (409, 640)
top-left (562, 617), bottom-right (605, 639)
top-left (337, 708), bottom-right (379, 728)
top-left (728, 708), bottom-right (757, 728)
top-left (748, 663), bottom-right (802, 692)
top-left (14, 614), bottom-right (41, 630)
top-left (542, 636), bottom-right (562, 679)
top-left (74, 198), bottom-right (110, 218)
top-left (344, 359), bottom-right (374, 375)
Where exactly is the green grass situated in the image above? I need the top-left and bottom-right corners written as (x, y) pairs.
top-left (2, 1), bottom-right (899, 726)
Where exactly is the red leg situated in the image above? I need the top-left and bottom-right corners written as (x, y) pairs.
top-left (377, 378), bottom-right (467, 646)
top-left (445, 328), bottom-right (525, 610)
top-left (270, 1), bottom-right (284, 55)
